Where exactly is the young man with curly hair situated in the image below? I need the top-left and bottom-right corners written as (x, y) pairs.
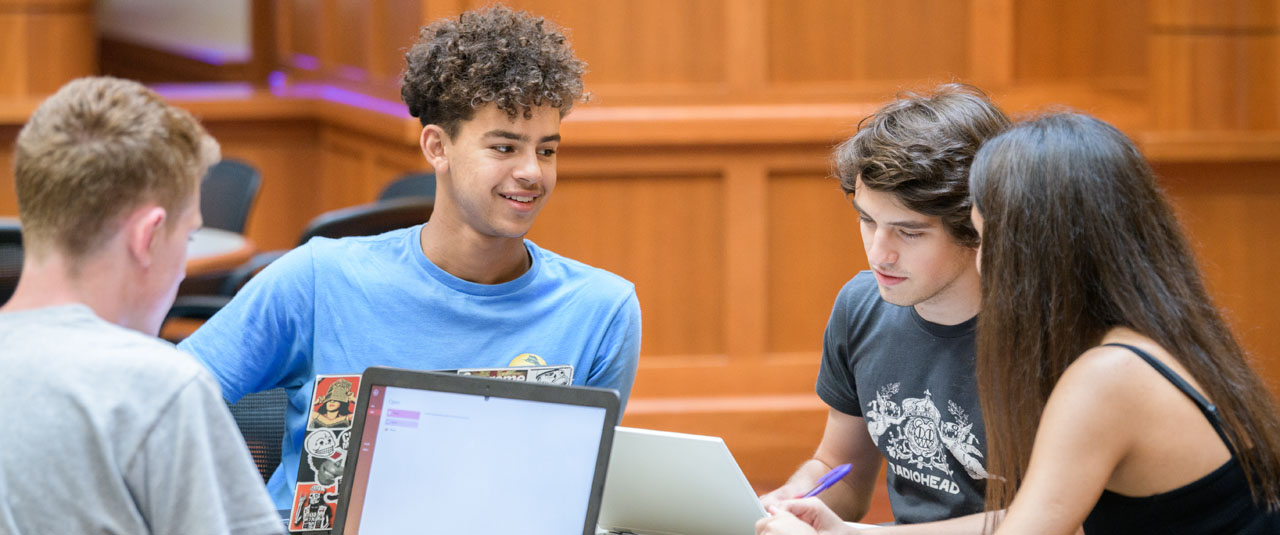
top-left (180, 5), bottom-right (641, 510)
top-left (757, 85), bottom-right (1009, 532)
top-left (0, 77), bottom-right (282, 534)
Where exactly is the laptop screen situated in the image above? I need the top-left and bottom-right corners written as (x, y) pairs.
top-left (339, 377), bottom-right (612, 535)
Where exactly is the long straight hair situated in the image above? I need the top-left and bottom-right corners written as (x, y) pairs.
top-left (969, 113), bottom-right (1280, 518)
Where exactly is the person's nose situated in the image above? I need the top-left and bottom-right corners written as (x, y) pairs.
top-left (512, 151), bottom-right (542, 185)
top-left (867, 228), bottom-right (899, 267)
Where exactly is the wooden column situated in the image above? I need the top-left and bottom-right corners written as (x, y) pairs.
top-left (0, 0), bottom-right (96, 97)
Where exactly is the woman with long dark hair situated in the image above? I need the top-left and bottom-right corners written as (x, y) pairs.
top-left (757, 113), bottom-right (1280, 534)
top-left (968, 112), bottom-right (1280, 533)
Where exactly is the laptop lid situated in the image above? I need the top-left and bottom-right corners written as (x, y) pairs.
top-left (332, 366), bottom-right (620, 535)
top-left (597, 427), bottom-right (768, 535)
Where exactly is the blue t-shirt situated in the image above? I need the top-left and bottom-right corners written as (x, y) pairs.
top-left (179, 225), bottom-right (641, 508)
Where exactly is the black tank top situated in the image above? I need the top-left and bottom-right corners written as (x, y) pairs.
top-left (1082, 344), bottom-right (1280, 534)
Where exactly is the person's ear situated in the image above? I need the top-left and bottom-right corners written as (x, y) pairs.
top-left (125, 206), bottom-right (167, 268)
top-left (420, 125), bottom-right (450, 176)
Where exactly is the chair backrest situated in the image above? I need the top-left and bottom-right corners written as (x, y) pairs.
top-left (226, 387), bottom-right (288, 483)
top-left (200, 159), bottom-right (262, 234)
top-left (298, 197), bottom-right (435, 245)
top-left (0, 222), bottom-right (22, 306)
top-left (377, 172), bottom-right (436, 201)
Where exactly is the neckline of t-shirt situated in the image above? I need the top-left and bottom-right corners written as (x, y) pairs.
top-left (0, 302), bottom-right (96, 323)
top-left (411, 224), bottom-right (541, 296)
top-left (908, 305), bottom-right (977, 338)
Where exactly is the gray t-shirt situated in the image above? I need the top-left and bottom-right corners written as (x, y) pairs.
top-left (816, 272), bottom-right (987, 524)
top-left (0, 305), bottom-right (283, 535)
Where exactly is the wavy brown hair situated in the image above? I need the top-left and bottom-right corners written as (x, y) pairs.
top-left (401, 4), bottom-right (587, 137)
top-left (834, 83), bottom-right (1010, 247)
top-left (970, 113), bottom-right (1280, 521)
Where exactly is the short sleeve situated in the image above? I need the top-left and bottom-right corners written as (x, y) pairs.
top-left (180, 244), bottom-right (318, 402)
top-left (816, 286), bottom-right (863, 416)
top-left (586, 291), bottom-right (641, 413)
top-left (126, 372), bottom-right (284, 535)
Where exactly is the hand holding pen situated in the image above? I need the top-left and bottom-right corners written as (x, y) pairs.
top-left (800, 463), bottom-right (853, 498)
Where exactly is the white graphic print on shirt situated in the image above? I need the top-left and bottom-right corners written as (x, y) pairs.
top-left (866, 383), bottom-right (990, 489)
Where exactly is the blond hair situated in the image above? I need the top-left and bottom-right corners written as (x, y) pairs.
top-left (14, 76), bottom-right (220, 260)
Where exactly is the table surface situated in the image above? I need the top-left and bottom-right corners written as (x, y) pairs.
top-left (187, 227), bottom-right (256, 276)
top-left (0, 218), bottom-right (254, 276)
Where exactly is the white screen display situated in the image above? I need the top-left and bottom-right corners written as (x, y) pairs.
top-left (354, 385), bottom-right (606, 534)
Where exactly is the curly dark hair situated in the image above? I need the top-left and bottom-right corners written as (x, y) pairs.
top-left (401, 4), bottom-right (587, 137)
top-left (833, 83), bottom-right (1009, 248)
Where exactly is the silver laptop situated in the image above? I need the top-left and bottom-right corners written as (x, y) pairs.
top-left (332, 366), bottom-right (620, 535)
top-left (597, 427), bottom-right (766, 535)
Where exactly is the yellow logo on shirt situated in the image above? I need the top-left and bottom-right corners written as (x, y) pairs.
top-left (509, 353), bottom-right (546, 367)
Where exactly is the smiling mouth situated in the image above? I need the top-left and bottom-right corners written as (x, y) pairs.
top-left (499, 193), bottom-right (536, 203)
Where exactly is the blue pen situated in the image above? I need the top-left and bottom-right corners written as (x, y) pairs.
top-left (800, 463), bottom-right (853, 498)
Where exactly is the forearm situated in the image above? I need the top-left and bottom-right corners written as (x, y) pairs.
top-left (868, 511), bottom-right (996, 535)
top-left (784, 459), bottom-right (870, 521)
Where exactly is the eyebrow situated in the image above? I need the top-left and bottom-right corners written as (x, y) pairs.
top-left (483, 130), bottom-right (561, 144)
top-left (851, 200), bottom-right (936, 230)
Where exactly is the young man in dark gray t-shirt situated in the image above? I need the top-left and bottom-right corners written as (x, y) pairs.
top-left (759, 84), bottom-right (1009, 533)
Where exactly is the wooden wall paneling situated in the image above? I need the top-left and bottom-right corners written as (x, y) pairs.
top-left (968, 0), bottom-right (1015, 89)
top-left (316, 125), bottom-right (426, 212)
top-left (372, 0), bottom-right (426, 82)
top-left (724, 161), bottom-right (769, 360)
top-left (1151, 0), bottom-right (1280, 28)
top-left (497, 0), bottom-right (728, 104)
top-left (766, 171), bottom-right (868, 354)
top-left (0, 0), bottom-right (95, 98)
top-left (17, 1), bottom-right (94, 95)
top-left (1150, 33), bottom-right (1280, 131)
top-left (249, 0), bottom-right (278, 83)
top-left (526, 159), bottom-right (727, 360)
top-left (317, 128), bottom-right (371, 213)
top-left (282, 0), bottom-right (326, 78)
top-left (275, 0), bottom-right (295, 73)
top-left (766, 0), bottom-right (971, 86)
top-left (0, 10), bottom-right (26, 96)
top-left (331, 0), bottom-right (372, 81)
top-left (0, 125), bottom-right (16, 216)
top-left (421, 0), bottom-right (466, 23)
top-left (201, 119), bottom-right (326, 250)
top-left (725, 0), bottom-right (767, 92)
top-left (1013, 0), bottom-right (1147, 91)
top-left (1156, 161), bottom-right (1280, 386)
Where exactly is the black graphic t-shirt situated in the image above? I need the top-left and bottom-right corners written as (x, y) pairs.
top-left (816, 272), bottom-right (987, 524)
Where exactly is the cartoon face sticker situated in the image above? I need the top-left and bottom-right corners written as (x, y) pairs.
top-left (534, 367), bottom-right (570, 385)
top-left (305, 429), bottom-right (339, 458)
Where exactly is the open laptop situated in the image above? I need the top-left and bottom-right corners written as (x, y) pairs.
top-left (596, 427), bottom-right (766, 535)
top-left (597, 427), bottom-right (881, 535)
top-left (331, 366), bottom-right (620, 535)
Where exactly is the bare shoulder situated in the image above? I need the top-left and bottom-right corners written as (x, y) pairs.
top-left (1055, 343), bottom-right (1160, 402)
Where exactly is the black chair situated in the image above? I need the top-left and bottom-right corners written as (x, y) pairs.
top-left (225, 387), bottom-right (289, 483)
top-left (0, 221), bottom-right (22, 306)
top-left (200, 159), bottom-right (262, 234)
top-left (378, 172), bottom-right (435, 201)
top-left (164, 197), bottom-right (435, 331)
top-left (177, 160), bottom-right (263, 297)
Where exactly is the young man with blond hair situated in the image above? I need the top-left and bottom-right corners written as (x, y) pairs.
top-left (0, 77), bottom-right (282, 534)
